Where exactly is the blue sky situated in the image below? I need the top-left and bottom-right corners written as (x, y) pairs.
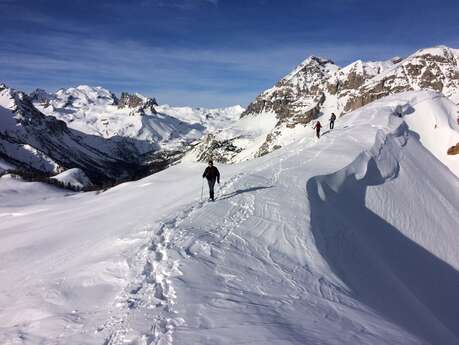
top-left (1, 0), bottom-right (458, 107)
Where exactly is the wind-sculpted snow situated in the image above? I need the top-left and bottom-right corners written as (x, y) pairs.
top-left (0, 92), bottom-right (458, 344)
top-left (308, 121), bottom-right (459, 344)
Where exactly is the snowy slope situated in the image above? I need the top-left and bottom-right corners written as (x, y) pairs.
top-left (1, 91), bottom-right (458, 345)
top-left (51, 168), bottom-right (93, 189)
top-left (400, 92), bottom-right (459, 176)
top-left (0, 173), bottom-right (70, 207)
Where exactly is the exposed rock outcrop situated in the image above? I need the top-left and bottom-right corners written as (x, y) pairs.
top-left (242, 57), bottom-right (337, 124)
top-left (117, 92), bottom-right (158, 114)
top-left (447, 143), bottom-right (459, 155)
top-left (345, 46), bottom-right (459, 112)
top-left (192, 133), bottom-right (242, 163)
top-left (196, 46), bottom-right (459, 163)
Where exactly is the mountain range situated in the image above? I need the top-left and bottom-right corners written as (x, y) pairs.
top-left (0, 84), bottom-right (242, 186)
top-left (1, 45), bottom-right (459, 187)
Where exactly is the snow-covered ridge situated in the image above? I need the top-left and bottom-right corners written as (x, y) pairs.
top-left (1, 91), bottom-right (458, 344)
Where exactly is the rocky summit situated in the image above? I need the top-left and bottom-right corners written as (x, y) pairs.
top-left (193, 46), bottom-right (459, 162)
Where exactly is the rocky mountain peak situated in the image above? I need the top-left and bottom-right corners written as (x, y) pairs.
top-left (117, 92), bottom-right (145, 108)
top-left (30, 88), bottom-right (55, 105)
top-left (200, 45), bottom-right (459, 163)
top-left (281, 56), bottom-right (337, 84)
top-left (117, 92), bottom-right (158, 115)
top-left (294, 55), bottom-right (336, 70)
top-left (241, 55), bottom-right (338, 122)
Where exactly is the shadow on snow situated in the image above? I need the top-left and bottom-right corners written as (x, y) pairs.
top-left (306, 158), bottom-right (459, 344)
top-left (218, 185), bottom-right (274, 200)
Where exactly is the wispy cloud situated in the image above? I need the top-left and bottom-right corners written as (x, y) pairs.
top-left (0, 30), bottom-right (415, 107)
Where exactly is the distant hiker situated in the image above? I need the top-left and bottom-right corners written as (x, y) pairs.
top-left (329, 113), bottom-right (337, 130)
top-left (314, 121), bottom-right (322, 138)
top-left (202, 160), bottom-right (220, 201)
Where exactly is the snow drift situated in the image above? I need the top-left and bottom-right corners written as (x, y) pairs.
top-left (0, 91), bottom-right (458, 345)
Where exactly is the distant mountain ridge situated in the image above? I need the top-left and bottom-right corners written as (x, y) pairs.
top-left (0, 84), bottom-right (243, 186)
top-left (0, 84), bottom-right (149, 185)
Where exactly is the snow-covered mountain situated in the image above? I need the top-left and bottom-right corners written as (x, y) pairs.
top-left (1, 84), bottom-right (243, 186)
top-left (193, 46), bottom-right (459, 164)
top-left (33, 85), bottom-right (242, 153)
top-left (1, 90), bottom-right (458, 344)
top-left (0, 84), bottom-right (149, 184)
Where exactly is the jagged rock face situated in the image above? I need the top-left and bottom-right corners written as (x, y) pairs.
top-left (29, 88), bottom-right (55, 106)
top-left (237, 57), bottom-right (399, 160)
top-left (447, 143), bottom-right (459, 155)
top-left (255, 130), bottom-right (282, 157)
top-left (333, 59), bottom-right (397, 92)
top-left (242, 57), bottom-right (338, 127)
top-left (142, 98), bottom-right (158, 114)
top-left (345, 47), bottom-right (459, 112)
top-left (118, 92), bottom-right (145, 108)
top-left (4, 87), bottom-right (67, 134)
top-left (192, 133), bottom-right (242, 163)
top-left (198, 46), bottom-right (459, 163)
top-left (118, 92), bottom-right (158, 114)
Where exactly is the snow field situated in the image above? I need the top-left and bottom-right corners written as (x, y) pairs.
top-left (0, 91), bottom-right (458, 344)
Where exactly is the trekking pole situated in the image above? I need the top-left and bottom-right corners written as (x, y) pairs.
top-left (200, 178), bottom-right (204, 202)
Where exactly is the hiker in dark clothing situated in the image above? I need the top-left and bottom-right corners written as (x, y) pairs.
top-left (202, 160), bottom-right (220, 201)
top-left (329, 113), bottom-right (336, 130)
top-left (314, 121), bottom-right (322, 138)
